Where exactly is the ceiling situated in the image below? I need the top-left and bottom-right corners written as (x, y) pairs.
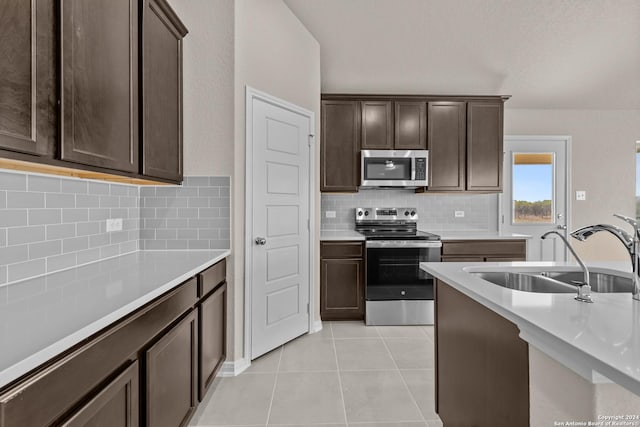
top-left (283, 0), bottom-right (640, 109)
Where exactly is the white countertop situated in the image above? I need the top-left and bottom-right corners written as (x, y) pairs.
top-left (439, 231), bottom-right (532, 240)
top-left (0, 249), bottom-right (230, 390)
top-left (320, 230), bottom-right (365, 241)
top-left (421, 261), bottom-right (640, 396)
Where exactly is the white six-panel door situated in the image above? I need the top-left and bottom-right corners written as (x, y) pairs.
top-left (249, 94), bottom-right (311, 359)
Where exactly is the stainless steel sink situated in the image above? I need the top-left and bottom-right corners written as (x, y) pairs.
top-left (470, 272), bottom-right (577, 293)
top-left (469, 268), bottom-right (634, 294)
top-left (542, 271), bottom-right (634, 293)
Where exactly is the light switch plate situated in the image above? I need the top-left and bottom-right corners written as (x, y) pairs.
top-left (455, 211), bottom-right (465, 218)
top-left (576, 191), bottom-right (586, 201)
top-left (325, 211), bottom-right (336, 218)
top-left (106, 218), bottom-right (123, 232)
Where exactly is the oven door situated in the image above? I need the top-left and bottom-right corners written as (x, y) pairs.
top-left (365, 240), bottom-right (442, 301)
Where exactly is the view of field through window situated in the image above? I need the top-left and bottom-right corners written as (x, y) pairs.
top-left (512, 153), bottom-right (554, 224)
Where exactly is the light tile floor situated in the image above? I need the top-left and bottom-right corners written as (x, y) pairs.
top-left (189, 321), bottom-right (443, 427)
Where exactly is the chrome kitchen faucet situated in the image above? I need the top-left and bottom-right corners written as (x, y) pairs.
top-left (571, 214), bottom-right (640, 302)
top-left (541, 230), bottom-right (593, 303)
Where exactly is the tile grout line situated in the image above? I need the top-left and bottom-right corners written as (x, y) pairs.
top-left (329, 322), bottom-right (350, 426)
top-left (378, 333), bottom-right (427, 423)
top-left (264, 346), bottom-right (284, 426)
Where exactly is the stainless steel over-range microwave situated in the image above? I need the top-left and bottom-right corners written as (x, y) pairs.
top-left (361, 150), bottom-right (428, 188)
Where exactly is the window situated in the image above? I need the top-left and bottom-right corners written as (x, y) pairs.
top-left (512, 153), bottom-right (554, 224)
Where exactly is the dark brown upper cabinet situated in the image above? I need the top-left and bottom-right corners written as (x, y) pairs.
top-left (394, 101), bottom-right (427, 150)
top-left (361, 101), bottom-right (393, 149)
top-left (320, 94), bottom-right (508, 193)
top-left (141, 0), bottom-right (188, 182)
top-left (60, 0), bottom-right (139, 173)
top-left (467, 101), bottom-right (504, 191)
top-left (321, 100), bottom-right (360, 192)
top-left (0, 1), bottom-right (57, 157)
top-left (427, 102), bottom-right (466, 191)
top-left (0, 0), bottom-right (186, 183)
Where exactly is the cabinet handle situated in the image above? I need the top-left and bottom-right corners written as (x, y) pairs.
top-left (255, 237), bottom-right (267, 246)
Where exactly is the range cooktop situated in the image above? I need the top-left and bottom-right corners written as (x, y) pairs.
top-left (354, 207), bottom-right (441, 241)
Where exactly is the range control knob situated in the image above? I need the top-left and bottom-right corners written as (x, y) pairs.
top-left (410, 211), bottom-right (416, 216)
top-left (404, 210), bottom-right (410, 216)
top-left (357, 211), bottom-right (363, 216)
top-left (364, 211), bottom-right (369, 216)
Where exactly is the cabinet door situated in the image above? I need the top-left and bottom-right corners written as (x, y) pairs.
top-left (60, 0), bottom-right (138, 172)
top-left (60, 361), bottom-right (139, 427)
top-left (435, 280), bottom-right (529, 426)
top-left (361, 101), bottom-right (393, 149)
top-left (320, 258), bottom-right (365, 320)
top-left (394, 102), bottom-right (426, 150)
top-left (0, 0), bottom-right (56, 156)
top-left (427, 102), bottom-right (466, 191)
top-left (198, 283), bottom-right (226, 400)
top-left (321, 100), bottom-right (360, 192)
top-left (141, 0), bottom-right (187, 182)
top-left (466, 101), bottom-right (504, 191)
top-left (146, 310), bottom-right (198, 427)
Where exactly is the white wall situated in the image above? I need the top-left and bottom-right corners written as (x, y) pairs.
top-left (505, 108), bottom-right (640, 261)
top-left (233, 0), bottom-right (321, 361)
top-left (167, 0), bottom-right (235, 177)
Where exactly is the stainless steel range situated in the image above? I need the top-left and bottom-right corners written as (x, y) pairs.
top-left (355, 207), bottom-right (442, 325)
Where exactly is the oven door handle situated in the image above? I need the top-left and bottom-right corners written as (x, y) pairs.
top-left (366, 240), bottom-right (443, 249)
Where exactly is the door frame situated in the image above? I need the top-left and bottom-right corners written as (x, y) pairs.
top-left (498, 135), bottom-right (572, 260)
top-left (243, 86), bottom-right (316, 363)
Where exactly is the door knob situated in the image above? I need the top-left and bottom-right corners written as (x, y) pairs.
top-left (255, 237), bottom-right (267, 245)
top-left (557, 225), bottom-right (567, 230)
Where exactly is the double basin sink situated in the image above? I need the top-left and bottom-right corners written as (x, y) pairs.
top-left (468, 268), bottom-right (634, 294)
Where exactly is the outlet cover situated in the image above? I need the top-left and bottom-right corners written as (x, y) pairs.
top-left (106, 218), bottom-right (123, 232)
top-left (325, 211), bottom-right (336, 218)
top-left (455, 211), bottom-right (465, 218)
top-left (576, 191), bottom-right (586, 201)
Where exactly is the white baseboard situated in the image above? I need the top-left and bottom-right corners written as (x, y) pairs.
top-left (217, 358), bottom-right (250, 377)
top-left (310, 320), bottom-right (323, 334)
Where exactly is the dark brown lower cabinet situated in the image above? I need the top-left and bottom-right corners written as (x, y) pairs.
top-left (61, 361), bottom-right (139, 427)
top-left (320, 241), bottom-right (365, 320)
top-left (146, 310), bottom-right (198, 427)
top-left (435, 280), bottom-right (529, 426)
top-left (198, 282), bottom-right (227, 400)
top-left (441, 239), bottom-right (526, 262)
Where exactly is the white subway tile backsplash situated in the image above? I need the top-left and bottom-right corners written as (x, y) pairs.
top-left (0, 244), bottom-right (29, 264)
top-left (0, 210), bottom-right (28, 227)
top-left (0, 170), bottom-right (230, 284)
top-left (28, 175), bottom-right (60, 193)
top-left (29, 209), bottom-right (61, 226)
top-left (9, 226), bottom-right (46, 245)
top-left (9, 259), bottom-right (46, 282)
top-left (7, 191), bottom-right (44, 208)
top-left (321, 190), bottom-right (498, 233)
top-left (46, 193), bottom-right (75, 208)
top-left (0, 173), bottom-right (26, 191)
top-left (61, 179), bottom-right (87, 194)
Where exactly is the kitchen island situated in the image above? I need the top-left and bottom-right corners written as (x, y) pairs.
top-left (422, 261), bottom-right (640, 426)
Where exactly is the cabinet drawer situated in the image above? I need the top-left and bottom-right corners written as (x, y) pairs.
top-left (442, 240), bottom-right (526, 257)
top-left (320, 241), bottom-right (364, 259)
top-left (198, 259), bottom-right (226, 297)
top-left (0, 278), bottom-right (197, 427)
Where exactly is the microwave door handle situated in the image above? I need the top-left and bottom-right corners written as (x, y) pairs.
top-left (411, 156), bottom-right (416, 181)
